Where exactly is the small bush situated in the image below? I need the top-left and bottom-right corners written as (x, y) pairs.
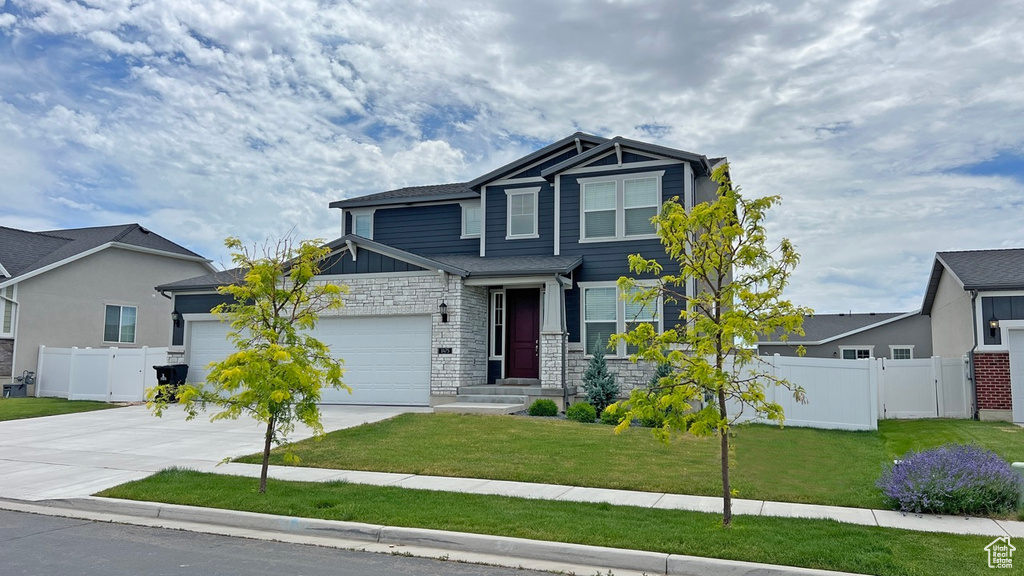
top-left (601, 403), bottom-right (627, 425)
top-left (528, 398), bottom-right (558, 417)
top-left (567, 402), bottom-right (597, 423)
top-left (648, 361), bottom-right (673, 387)
top-left (581, 347), bottom-right (619, 414)
top-left (877, 444), bottom-right (1023, 516)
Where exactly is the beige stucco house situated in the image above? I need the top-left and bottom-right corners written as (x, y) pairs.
top-left (0, 224), bottom-right (215, 390)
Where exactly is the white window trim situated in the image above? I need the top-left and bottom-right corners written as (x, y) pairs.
top-left (0, 284), bottom-right (17, 338)
top-left (350, 209), bottom-right (375, 239)
top-left (578, 170), bottom-right (664, 243)
top-left (579, 281), bottom-right (663, 358)
top-left (461, 200), bottom-right (482, 239)
top-left (489, 290), bottom-right (505, 360)
top-left (103, 303), bottom-right (139, 345)
top-left (888, 345), bottom-right (915, 360)
top-left (505, 187), bottom-right (540, 240)
top-left (839, 346), bottom-right (874, 359)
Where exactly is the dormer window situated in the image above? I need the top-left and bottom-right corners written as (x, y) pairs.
top-left (351, 210), bottom-right (373, 239)
top-left (579, 171), bottom-right (664, 242)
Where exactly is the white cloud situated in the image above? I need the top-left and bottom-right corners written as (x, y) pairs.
top-left (0, 0), bottom-right (1022, 313)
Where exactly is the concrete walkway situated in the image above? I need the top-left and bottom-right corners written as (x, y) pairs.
top-left (0, 404), bottom-right (428, 501)
top-left (205, 460), bottom-right (1024, 538)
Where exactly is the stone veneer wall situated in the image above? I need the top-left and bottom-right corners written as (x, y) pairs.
top-left (974, 352), bottom-right (1012, 412)
top-left (567, 349), bottom-right (657, 398)
top-left (321, 274), bottom-right (488, 399)
top-left (0, 338), bottom-right (12, 379)
top-left (539, 333), bottom-right (565, 389)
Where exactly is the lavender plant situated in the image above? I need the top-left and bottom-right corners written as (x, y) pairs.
top-left (877, 444), bottom-right (1022, 516)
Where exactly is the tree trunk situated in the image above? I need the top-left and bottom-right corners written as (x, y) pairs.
top-left (718, 388), bottom-right (731, 527)
top-left (259, 415), bottom-right (275, 494)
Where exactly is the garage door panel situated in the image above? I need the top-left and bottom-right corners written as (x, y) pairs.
top-left (186, 315), bottom-right (431, 406)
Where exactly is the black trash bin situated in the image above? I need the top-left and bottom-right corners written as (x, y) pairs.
top-left (153, 364), bottom-right (189, 402)
top-left (3, 382), bottom-right (27, 398)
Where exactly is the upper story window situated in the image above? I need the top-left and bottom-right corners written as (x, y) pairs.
top-left (104, 304), bottom-right (137, 344)
top-left (579, 171), bottom-right (664, 242)
top-left (0, 285), bottom-right (16, 337)
top-left (462, 201), bottom-right (481, 238)
top-left (581, 282), bottom-right (661, 357)
top-left (351, 210), bottom-right (373, 239)
top-left (506, 187), bottom-right (539, 239)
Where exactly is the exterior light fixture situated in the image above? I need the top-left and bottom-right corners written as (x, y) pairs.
top-left (171, 310), bottom-right (183, 328)
top-left (439, 301), bottom-right (449, 323)
top-left (989, 315), bottom-right (999, 337)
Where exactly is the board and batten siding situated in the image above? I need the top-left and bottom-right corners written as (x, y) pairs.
top-left (559, 164), bottom-right (689, 342)
top-left (484, 181), bottom-right (556, 257)
top-left (370, 204), bottom-right (479, 255)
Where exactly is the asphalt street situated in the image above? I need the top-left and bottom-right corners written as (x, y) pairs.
top-left (0, 509), bottom-right (552, 576)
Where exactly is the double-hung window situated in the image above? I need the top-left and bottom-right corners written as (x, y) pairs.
top-left (580, 171), bottom-right (663, 241)
top-left (104, 304), bottom-right (137, 344)
top-left (462, 201), bottom-right (481, 238)
top-left (351, 210), bottom-right (373, 239)
top-left (0, 285), bottom-right (15, 337)
top-left (582, 283), bottom-right (661, 356)
top-left (506, 188), bottom-right (539, 239)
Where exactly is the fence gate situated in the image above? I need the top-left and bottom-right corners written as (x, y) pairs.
top-left (36, 345), bottom-right (167, 402)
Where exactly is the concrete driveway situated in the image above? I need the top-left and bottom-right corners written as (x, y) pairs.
top-left (0, 404), bottom-right (424, 501)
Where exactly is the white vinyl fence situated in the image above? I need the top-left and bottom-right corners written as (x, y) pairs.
top-left (728, 354), bottom-right (973, 431)
top-left (35, 345), bottom-right (168, 402)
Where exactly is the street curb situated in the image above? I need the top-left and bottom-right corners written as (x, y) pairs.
top-left (13, 496), bottom-right (866, 576)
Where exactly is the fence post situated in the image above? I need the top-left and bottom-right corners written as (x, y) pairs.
top-left (931, 356), bottom-right (944, 418)
top-left (870, 358), bottom-right (881, 428)
top-left (35, 344), bottom-right (45, 398)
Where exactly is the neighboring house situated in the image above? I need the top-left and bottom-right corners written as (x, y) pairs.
top-left (159, 133), bottom-right (725, 409)
top-left (758, 311), bottom-right (933, 360)
top-left (922, 248), bottom-right (1024, 423)
top-left (0, 224), bottom-right (215, 389)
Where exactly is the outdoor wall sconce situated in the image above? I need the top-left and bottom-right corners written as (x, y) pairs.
top-left (439, 301), bottom-right (449, 323)
top-left (171, 310), bottom-right (183, 328)
top-left (989, 315), bottom-right (1000, 337)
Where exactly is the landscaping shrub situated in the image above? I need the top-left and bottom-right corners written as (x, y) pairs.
top-left (877, 444), bottom-right (1022, 516)
top-left (648, 361), bottom-right (673, 387)
top-left (567, 402), bottom-right (597, 423)
top-left (600, 403), bottom-right (627, 425)
top-left (528, 399), bottom-right (558, 417)
top-left (581, 346), bottom-right (619, 414)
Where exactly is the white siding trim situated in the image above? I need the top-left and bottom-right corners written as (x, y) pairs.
top-left (553, 175), bottom-right (561, 255)
top-left (480, 185), bottom-right (487, 257)
top-left (562, 158), bottom-right (682, 176)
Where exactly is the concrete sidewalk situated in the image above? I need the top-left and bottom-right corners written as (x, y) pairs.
top-left (206, 460), bottom-right (1024, 538)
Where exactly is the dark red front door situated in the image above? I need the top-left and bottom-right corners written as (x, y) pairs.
top-left (506, 289), bottom-right (540, 379)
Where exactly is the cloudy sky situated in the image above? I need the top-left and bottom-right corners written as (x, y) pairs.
top-left (1, 0), bottom-right (1022, 313)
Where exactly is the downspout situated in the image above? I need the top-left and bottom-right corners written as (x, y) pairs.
top-left (969, 289), bottom-right (980, 420)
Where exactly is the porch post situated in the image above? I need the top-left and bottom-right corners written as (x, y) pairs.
top-left (540, 279), bottom-right (566, 391)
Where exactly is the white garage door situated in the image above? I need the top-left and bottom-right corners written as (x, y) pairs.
top-left (185, 315), bottom-right (432, 406)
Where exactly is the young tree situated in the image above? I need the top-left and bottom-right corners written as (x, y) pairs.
top-left (580, 345), bottom-right (619, 415)
top-left (150, 236), bottom-right (349, 493)
top-left (611, 164), bottom-right (810, 527)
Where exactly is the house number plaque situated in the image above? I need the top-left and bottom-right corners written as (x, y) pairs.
top-left (437, 347), bottom-right (453, 354)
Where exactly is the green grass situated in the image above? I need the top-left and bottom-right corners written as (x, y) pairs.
top-left (237, 414), bottom-right (1024, 509)
top-left (0, 397), bottom-right (119, 421)
top-left (99, 469), bottom-right (996, 576)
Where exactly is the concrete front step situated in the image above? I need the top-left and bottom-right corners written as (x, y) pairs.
top-left (433, 402), bottom-right (525, 415)
top-left (496, 378), bottom-right (540, 386)
top-left (456, 394), bottom-right (527, 404)
top-left (459, 384), bottom-right (577, 396)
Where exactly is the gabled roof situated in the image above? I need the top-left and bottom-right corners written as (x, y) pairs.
top-left (540, 136), bottom-right (714, 180)
top-left (0, 224), bottom-right (212, 287)
top-left (921, 248), bottom-right (1024, 314)
top-left (431, 254), bottom-right (583, 277)
top-left (759, 311), bottom-right (919, 345)
top-left (466, 132), bottom-right (607, 190)
top-left (329, 182), bottom-right (477, 210)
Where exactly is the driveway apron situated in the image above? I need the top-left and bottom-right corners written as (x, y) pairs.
top-left (0, 404), bottom-right (421, 501)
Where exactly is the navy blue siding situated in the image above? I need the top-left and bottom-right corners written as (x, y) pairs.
top-left (321, 250), bottom-right (425, 275)
top-left (588, 151), bottom-right (658, 167)
top-left (484, 182), bottom-right (555, 257)
top-left (509, 147), bottom-right (578, 179)
top-left (560, 164), bottom-right (687, 342)
top-left (172, 293), bottom-right (234, 345)
top-left (372, 204), bottom-right (479, 255)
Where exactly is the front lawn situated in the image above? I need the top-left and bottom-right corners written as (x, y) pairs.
top-left (98, 468), bottom-right (994, 576)
top-left (0, 397), bottom-right (119, 422)
top-left (237, 414), bottom-right (1024, 509)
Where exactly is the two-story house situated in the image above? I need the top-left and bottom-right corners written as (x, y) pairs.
top-left (159, 133), bottom-right (724, 410)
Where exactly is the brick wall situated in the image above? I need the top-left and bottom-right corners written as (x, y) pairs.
top-left (0, 338), bottom-right (12, 379)
top-left (974, 352), bottom-right (1012, 410)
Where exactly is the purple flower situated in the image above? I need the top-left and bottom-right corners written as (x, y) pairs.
top-left (877, 444), bottom-right (1022, 516)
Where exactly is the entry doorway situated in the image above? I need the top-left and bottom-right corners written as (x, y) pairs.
top-left (505, 288), bottom-right (540, 379)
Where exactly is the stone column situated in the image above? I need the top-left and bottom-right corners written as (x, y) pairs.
top-left (540, 279), bottom-right (566, 389)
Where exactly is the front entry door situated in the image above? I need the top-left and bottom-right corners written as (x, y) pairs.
top-left (506, 289), bottom-right (540, 379)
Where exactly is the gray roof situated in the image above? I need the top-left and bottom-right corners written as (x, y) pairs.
top-left (540, 136), bottom-right (715, 180)
top-left (0, 224), bottom-right (208, 282)
top-left (465, 132), bottom-right (607, 190)
top-left (760, 312), bottom-right (913, 344)
top-left (431, 254), bottom-right (583, 277)
top-left (329, 183), bottom-right (477, 210)
top-left (156, 268), bottom-right (247, 292)
top-left (922, 248), bottom-right (1024, 313)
